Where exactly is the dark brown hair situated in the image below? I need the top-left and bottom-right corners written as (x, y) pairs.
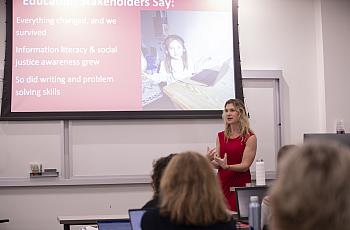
top-left (151, 153), bottom-right (177, 197)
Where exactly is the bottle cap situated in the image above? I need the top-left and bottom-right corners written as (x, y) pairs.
top-left (250, 196), bottom-right (259, 202)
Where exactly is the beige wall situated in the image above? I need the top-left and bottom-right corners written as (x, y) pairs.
top-left (239, 0), bottom-right (324, 143)
top-left (0, 185), bottom-right (153, 230)
top-left (321, 0), bottom-right (350, 132)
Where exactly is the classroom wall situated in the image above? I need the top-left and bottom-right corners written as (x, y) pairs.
top-left (0, 185), bottom-right (153, 230)
top-left (239, 0), bottom-right (324, 143)
top-left (321, 0), bottom-right (350, 132)
top-left (1, 0), bottom-right (349, 230)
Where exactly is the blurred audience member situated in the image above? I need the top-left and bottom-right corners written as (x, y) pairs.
top-left (142, 153), bottom-right (177, 209)
top-left (261, 144), bottom-right (297, 229)
top-left (141, 151), bottom-right (236, 230)
top-left (270, 141), bottom-right (350, 230)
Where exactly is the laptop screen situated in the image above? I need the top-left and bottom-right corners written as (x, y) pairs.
top-left (235, 186), bottom-right (268, 221)
top-left (97, 220), bottom-right (131, 230)
top-left (128, 209), bottom-right (146, 230)
top-left (190, 59), bottom-right (230, 87)
top-left (304, 133), bottom-right (350, 148)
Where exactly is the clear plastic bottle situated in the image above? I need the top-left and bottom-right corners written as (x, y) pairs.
top-left (249, 195), bottom-right (261, 230)
top-left (336, 120), bottom-right (346, 134)
top-left (255, 159), bottom-right (266, 186)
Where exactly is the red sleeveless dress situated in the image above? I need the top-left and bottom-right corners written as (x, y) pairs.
top-left (217, 131), bottom-right (253, 211)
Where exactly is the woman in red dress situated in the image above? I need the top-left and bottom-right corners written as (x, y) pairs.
top-left (208, 99), bottom-right (257, 211)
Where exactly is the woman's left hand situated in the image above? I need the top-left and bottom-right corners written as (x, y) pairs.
top-left (215, 153), bottom-right (229, 170)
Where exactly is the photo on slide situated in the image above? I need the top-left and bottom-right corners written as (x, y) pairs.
top-left (140, 10), bottom-right (235, 110)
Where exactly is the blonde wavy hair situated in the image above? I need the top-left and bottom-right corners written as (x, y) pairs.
top-left (223, 99), bottom-right (250, 140)
top-left (159, 151), bottom-right (231, 225)
top-left (270, 141), bottom-right (350, 230)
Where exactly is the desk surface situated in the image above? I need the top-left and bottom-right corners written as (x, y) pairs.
top-left (58, 214), bottom-right (128, 225)
top-left (58, 214), bottom-right (249, 229)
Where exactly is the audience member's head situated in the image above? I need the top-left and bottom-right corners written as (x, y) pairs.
top-left (270, 141), bottom-right (350, 230)
top-left (277, 144), bottom-right (296, 162)
top-left (159, 151), bottom-right (231, 225)
top-left (261, 144), bottom-right (298, 228)
top-left (276, 144), bottom-right (297, 172)
top-left (151, 153), bottom-right (177, 197)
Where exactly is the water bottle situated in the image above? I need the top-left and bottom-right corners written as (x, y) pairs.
top-left (249, 195), bottom-right (261, 230)
top-left (255, 159), bottom-right (266, 186)
top-left (336, 120), bottom-right (346, 134)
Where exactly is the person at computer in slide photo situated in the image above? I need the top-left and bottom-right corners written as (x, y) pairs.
top-left (142, 35), bottom-right (192, 86)
top-left (158, 34), bottom-right (194, 85)
top-left (144, 35), bottom-right (212, 85)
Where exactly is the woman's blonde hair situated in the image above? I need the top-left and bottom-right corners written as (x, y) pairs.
top-left (223, 99), bottom-right (250, 140)
top-left (270, 141), bottom-right (350, 230)
top-left (159, 151), bottom-right (231, 225)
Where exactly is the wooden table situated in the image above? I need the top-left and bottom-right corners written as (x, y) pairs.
top-left (163, 64), bottom-right (235, 110)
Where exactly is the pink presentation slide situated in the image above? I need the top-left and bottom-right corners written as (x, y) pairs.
top-left (11, 0), bottom-right (233, 112)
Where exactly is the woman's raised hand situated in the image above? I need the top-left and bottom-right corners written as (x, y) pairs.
top-left (215, 153), bottom-right (228, 170)
top-left (207, 146), bottom-right (217, 161)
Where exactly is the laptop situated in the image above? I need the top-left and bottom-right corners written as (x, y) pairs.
top-left (235, 186), bottom-right (268, 223)
top-left (97, 219), bottom-right (131, 230)
top-left (128, 209), bottom-right (146, 230)
top-left (190, 59), bottom-right (231, 86)
top-left (304, 133), bottom-right (350, 148)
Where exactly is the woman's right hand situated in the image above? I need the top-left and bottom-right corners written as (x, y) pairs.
top-left (207, 146), bottom-right (216, 161)
top-left (207, 147), bottom-right (220, 169)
